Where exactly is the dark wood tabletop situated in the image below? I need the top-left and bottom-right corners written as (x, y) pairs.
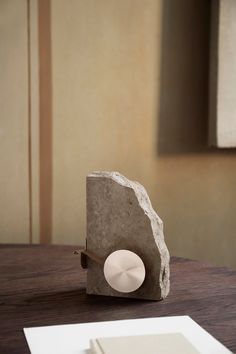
top-left (0, 245), bottom-right (235, 354)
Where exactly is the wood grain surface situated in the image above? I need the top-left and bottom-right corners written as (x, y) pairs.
top-left (0, 245), bottom-right (235, 354)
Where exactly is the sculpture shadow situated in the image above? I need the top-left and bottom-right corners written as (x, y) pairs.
top-left (26, 288), bottom-right (148, 308)
top-left (23, 289), bottom-right (155, 325)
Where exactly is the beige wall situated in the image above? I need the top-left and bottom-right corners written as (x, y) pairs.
top-left (51, 0), bottom-right (236, 268)
top-left (0, 0), bottom-right (30, 243)
top-left (51, 0), bottom-right (160, 246)
top-left (0, 0), bottom-right (39, 244)
top-left (1, 0), bottom-right (235, 268)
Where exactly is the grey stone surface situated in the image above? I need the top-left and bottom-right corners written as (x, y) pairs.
top-left (86, 171), bottom-right (170, 300)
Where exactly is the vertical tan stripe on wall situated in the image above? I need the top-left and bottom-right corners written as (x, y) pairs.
top-left (27, 0), bottom-right (33, 244)
top-left (29, 0), bottom-right (40, 243)
top-left (38, 0), bottom-right (52, 243)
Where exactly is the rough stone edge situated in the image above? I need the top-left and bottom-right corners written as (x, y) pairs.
top-left (88, 171), bottom-right (170, 298)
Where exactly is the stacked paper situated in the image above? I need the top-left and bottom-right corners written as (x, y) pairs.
top-left (24, 316), bottom-right (233, 354)
top-left (90, 333), bottom-right (200, 354)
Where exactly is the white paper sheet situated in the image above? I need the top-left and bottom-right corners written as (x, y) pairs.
top-left (24, 316), bottom-right (232, 354)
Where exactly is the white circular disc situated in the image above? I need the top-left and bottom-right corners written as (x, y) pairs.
top-left (103, 250), bottom-right (146, 293)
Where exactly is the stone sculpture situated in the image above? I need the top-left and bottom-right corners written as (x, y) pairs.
top-left (80, 171), bottom-right (170, 300)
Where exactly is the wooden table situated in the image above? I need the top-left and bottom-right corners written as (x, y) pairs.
top-left (0, 245), bottom-right (235, 354)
